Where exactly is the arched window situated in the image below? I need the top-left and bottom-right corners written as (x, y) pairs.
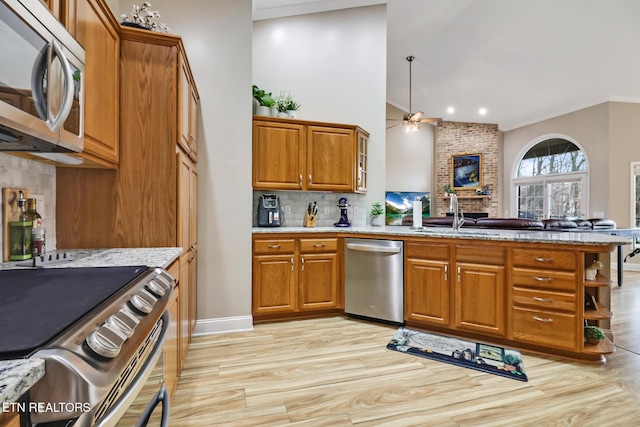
top-left (513, 137), bottom-right (588, 220)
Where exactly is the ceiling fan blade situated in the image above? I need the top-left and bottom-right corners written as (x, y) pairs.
top-left (386, 123), bottom-right (401, 129)
top-left (411, 111), bottom-right (424, 121)
top-left (386, 118), bottom-right (404, 121)
top-left (418, 117), bottom-right (442, 123)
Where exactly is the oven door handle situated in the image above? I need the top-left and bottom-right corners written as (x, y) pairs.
top-left (135, 385), bottom-right (170, 427)
top-left (94, 310), bottom-right (170, 427)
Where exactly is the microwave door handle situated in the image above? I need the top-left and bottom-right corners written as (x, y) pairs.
top-left (48, 40), bottom-right (75, 132)
top-left (30, 43), bottom-right (49, 121)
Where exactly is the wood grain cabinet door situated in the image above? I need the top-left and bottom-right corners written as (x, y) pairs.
top-left (253, 254), bottom-right (297, 315)
top-left (306, 126), bottom-right (354, 192)
top-left (455, 263), bottom-right (506, 337)
top-left (298, 253), bottom-right (338, 311)
top-left (253, 120), bottom-right (305, 190)
top-left (405, 259), bottom-right (450, 326)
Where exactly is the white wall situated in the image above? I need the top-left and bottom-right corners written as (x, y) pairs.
top-left (253, 5), bottom-right (387, 207)
top-left (385, 103), bottom-right (434, 193)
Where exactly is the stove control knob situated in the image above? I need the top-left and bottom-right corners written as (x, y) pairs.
top-left (154, 268), bottom-right (176, 286)
top-left (106, 308), bottom-right (140, 338)
top-left (86, 323), bottom-right (127, 358)
top-left (146, 278), bottom-right (169, 297)
top-left (129, 289), bottom-right (157, 314)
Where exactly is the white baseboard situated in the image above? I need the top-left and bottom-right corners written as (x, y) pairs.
top-left (193, 315), bottom-right (254, 336)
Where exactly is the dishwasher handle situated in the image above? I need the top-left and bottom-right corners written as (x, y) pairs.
top-left (346, 243), bottom-right (402, 254)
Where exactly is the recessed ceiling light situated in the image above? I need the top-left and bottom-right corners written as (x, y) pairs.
top-left (447, 107), bottom-right (455, 114)
top-left (478, 107), bottom-right (487, 115)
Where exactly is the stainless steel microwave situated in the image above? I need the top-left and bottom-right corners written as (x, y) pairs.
top-left (0, 0), bottom-right (85, 153)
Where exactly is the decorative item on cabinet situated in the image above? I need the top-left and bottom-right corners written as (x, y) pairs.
top-left (274, 90), bottom-right (301, 118)
top-left (120, 2), bottom-right (170, 32)
top-left (585, 259), bottom-right (603, 281)
top-left (584, 325), bottom-right (605, 345)
top-left (253, 85), bottom-right (276, 116)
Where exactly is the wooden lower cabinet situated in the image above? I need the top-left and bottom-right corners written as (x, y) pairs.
top-left (405, 258), bottom-right (450, 326)
top-left (165, 284), bottom-right (180, 398)
top-left (252, 235), bottom-right (340, 320)
top-left (0, 411), bottom-right (19, 427)
top-left (455, 263), bottom-right (506, 336)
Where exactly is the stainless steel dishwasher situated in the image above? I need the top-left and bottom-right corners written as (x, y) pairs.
top-left (344, 238), bottom-right (404, 323)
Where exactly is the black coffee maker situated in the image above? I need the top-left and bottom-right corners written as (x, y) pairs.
top-left (257, 194), bottom-right (282, 227)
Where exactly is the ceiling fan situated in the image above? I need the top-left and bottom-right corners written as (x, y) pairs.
top-left (387, 56), bottom-right (441, 131)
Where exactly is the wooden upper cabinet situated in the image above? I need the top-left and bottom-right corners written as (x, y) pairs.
top-left (61, 0), bottom-right (120, 167)
top-left (253, 119), bottom-right (306, 190)
top-left (252, 116), bottom-right (368, 193)
top-left (179, 55), bottom-right (199, 162)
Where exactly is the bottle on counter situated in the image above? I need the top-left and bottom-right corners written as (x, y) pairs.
top-left (25, 198), bottom-right (45, 256)
top-left (8, 191), bottom-right (33, 260)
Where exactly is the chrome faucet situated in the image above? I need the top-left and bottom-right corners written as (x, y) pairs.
top-left (450, 194), bottom-right (465, 231)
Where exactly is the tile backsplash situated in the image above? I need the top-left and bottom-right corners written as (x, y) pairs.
top-left (253, 191), bottom-right (367, 228)
top-left (0, 154), bottom-right (56, 259)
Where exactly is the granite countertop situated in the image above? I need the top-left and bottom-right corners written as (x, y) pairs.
top-left (252, 225), bottom-right (632, 246)
top-left (0, 359), bottom-right (45, 405)
top-left (0, 247), bottom-right (183, 405)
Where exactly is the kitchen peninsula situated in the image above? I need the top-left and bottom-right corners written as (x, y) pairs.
top-left (252, 225), bottom-right (631, 362)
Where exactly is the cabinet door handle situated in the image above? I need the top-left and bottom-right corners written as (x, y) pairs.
top-left (301, 258), bottom-right (305, 271)
top-left (534, 257), bottom-right (553, 263)
top-left (533, 276), bottom-right (553, 282)
top-left (291, 258), bottom-right (294, 271)
top-left (533, 296), bottom-right (554, 303)
top-left (268, 244), bottom-right (281, 249)
top-left (309, 174), bottom-right (312, 185)
top-left (533, 316), bottom-right (554, 323)
top-left (444, 265), bottom-right (448, 281)
top-left (313, 243), bottom-right (325, 248)
top-left (299, 174), bottom-right (303, 187)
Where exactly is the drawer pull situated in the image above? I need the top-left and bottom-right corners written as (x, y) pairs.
top-left (313, 243), bottom-right (325, 248)
top-left (533, 296), bottom-right (554, 303)
top-left (534, 257), bottom-right (553, 263)
top-left (268, 244), bottom-right (281, 249)
top-left (533, 316), bottom-right (554, 323)
top-left (533, 276), bottom-right (553, 282)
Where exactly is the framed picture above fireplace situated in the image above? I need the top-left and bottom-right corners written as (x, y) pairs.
top-left (451, 154), bottom-right (482, 190)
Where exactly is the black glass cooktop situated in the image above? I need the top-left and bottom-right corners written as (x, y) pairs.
top-left (0, 266), bottom-right (148, 359)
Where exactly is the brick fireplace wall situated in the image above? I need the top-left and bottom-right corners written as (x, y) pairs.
top-left (435, 122), bottom-right (500, 217)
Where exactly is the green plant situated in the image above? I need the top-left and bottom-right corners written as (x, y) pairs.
top-left (443, 184), bottom-right (455, 194)
top-left (275, 90), bottom-right (301, 113)
top-left (252, 85), bottom-right (275, 107)
top-left (584, 325), bottom-right (605, 344)
top-left (370, 202), bottom-right (384, 217)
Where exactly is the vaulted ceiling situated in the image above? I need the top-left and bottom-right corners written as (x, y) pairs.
top-left (254, 0), bottom-right (640, 131)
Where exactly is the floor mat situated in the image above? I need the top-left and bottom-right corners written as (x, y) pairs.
top-left (387, 327), bottom-right (528, 382)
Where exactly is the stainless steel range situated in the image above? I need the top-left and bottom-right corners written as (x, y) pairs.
top-left (0, 265), bottom-right (175, 426)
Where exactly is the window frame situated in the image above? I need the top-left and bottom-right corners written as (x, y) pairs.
top-left (511, 134), bottom-right (590, 219)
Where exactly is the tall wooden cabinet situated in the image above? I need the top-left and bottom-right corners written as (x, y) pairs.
top-left (253, 117), bottom-right (369, 193)
top-left (56, 27), bottom-right (199, 392)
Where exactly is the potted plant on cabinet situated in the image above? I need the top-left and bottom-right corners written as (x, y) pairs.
top-left (253, 85), bottom-right (275, 116)
top-left (584, 325), bottom-right (606, 345)
top-left (275, 91), bottom-right (301, 118)
top-left (370, 202), bottom-right (384, 226)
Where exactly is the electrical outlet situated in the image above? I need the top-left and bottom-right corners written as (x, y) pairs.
top-left (353, 206), bottom-right (360, 216)
top-left (323, 206), bottom-right (330, 215)
top-left (284, 205), bottom-right (292, 215)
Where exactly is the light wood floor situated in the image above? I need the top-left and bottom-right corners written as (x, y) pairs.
top-left (169, 272), bottom-right (640, 426)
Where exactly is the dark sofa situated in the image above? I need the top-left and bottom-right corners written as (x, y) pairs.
top-left (402, 216), bottom-right (616, 231)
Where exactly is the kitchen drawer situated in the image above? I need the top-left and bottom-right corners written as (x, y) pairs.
top-left (299, 238), bottom-right (338, 253)
top-left (512, 307), bottom-right (577, 351)
top-left (405, 241), bottom-right (449, 260)
top-left (456, 245), bottom-right (505, 265)
top-left (512, 286), bottom-right (576, 312)
top-left (254, 239), bottom-right (296, 254)
top-left (512, 268), bottom-right (577, 292)
top-left (167, 260), bottom-right (180, 286)
top-left (512, 248), bottom-right (577, 270)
